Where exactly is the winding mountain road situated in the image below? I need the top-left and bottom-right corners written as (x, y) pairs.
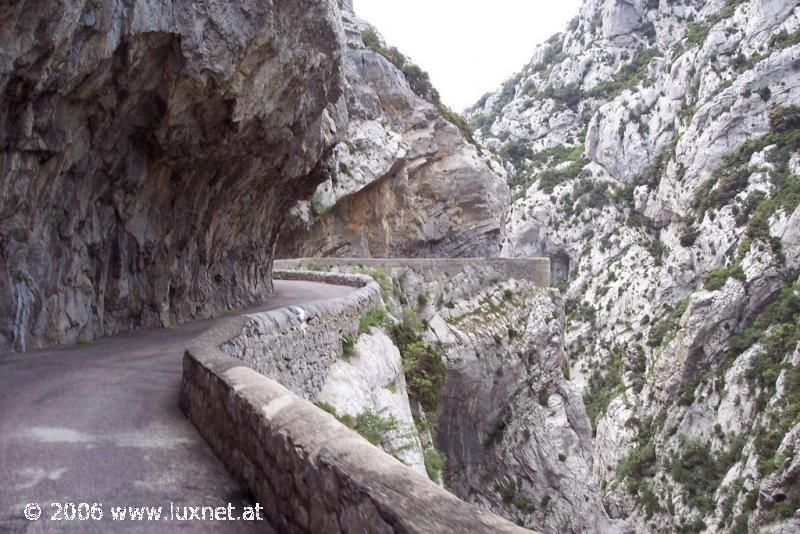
top-left (0, 280), bottom-right (356, 533)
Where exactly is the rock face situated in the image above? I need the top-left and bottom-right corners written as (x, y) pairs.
top-left (317, 329), bottom-right (429, 477)
top-left (276, 7), bottom-right (509, 259)
top-left (0, 0), bottom-right (347, 351)
top-left (430, 282), bottom-right (618, 533)
top-left (469, 0), bottom-right (800, 531)
top-left (296, 259), bottom-right (616, 533)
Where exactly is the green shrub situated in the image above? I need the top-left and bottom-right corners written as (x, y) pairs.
top-left (323, 407), bottom-right (420, 464)
top-left (500, 480), bottom-right (518, 504)
top-left (729, 282), bottom-right (800, 363)
top-left (434, 100), bottom-right (479, 148)
top-left (679, 225), bottom-right (699, 247)
top-left (753, 365), bottom-right (800, 476)
top-left (389, 310), bottom-right (446, 414)
top-left (515, 499), bottom-right (536, 514)
top-left (532, 83), bottom-right (584, 111)
top-left (769, 28), bottom-right (800, 49)
top-left (618, 442), bottom-right (657, 488)
top-left (422, 445), bottom-right (446, 480)
top-left (693, 105), bottom-right (800, 256)
top-left (507, 144), bottom-right (588, 192)
top-left (400, 340), bottom-right (446, 412)
top-left (669, 436), bottom-right (745, 512)
top-left (647, 298), bottom-right (690, 348)
top-left (585, 48), bottom-right (659, 100)
top-left (359, 306), bottom-right (391, 334)
top-left (703, 263), bottom-right (745, 291)
top-left (538, 390), bottom-right (550, 407)
top-left (685, 21), bottom-right (711, 46)
top-left (500, 140), bottom-right (534, 170)
top-left (355, 266), bottom-right (393, 299)
top-left (360, 28), bottom-right (381, 49)
top-left (718, 0), bottom-right (744, 20)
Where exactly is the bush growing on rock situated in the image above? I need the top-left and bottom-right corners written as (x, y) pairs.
top-left (703, 263), bottom-right (745, 291)
top-left (387, 307), bottom-right (446, 414)
top-left (359, 306), bottom-right (391, 333)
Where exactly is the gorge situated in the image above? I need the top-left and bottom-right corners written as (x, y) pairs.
top-left (1, 0), bottom-right (799, 533)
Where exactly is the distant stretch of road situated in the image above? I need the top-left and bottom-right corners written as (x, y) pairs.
top-left (0, 280), bottom-right (356, 533)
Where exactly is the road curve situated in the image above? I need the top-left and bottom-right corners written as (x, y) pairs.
top-left (0, 280), bottom-right (357, 533)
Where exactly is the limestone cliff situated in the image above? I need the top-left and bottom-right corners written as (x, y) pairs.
top-left (276, 7), bottom-right (509, 259)
top-left (0, 0), bottom-right (347, 351)
top-left (469, 0), bottom-right (800, 531)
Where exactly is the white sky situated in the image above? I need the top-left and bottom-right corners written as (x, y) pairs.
top-left (354, 0), bottom-right (583, 111)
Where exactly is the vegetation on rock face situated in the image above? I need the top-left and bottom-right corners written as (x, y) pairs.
top-left (360, 28), bottom-right (478, 148)
top-left (359, 305), bottom-right (391, 333)
top-left (317, 403), bottom-right (419, 463)
top-left (584, 47), bottom-right (658, 100)
top-left (646, 298), bottom-right (690, 349)
top-left (349, 266), bottom-right (451, 483)
top-left (689, 105), bottom-right (800, 257)
top-left (668, 436), bottom-right (745, 513)
top-left (506, 143), bottom-right (589, 195)
top-left (356, 266), bottom-right (393, 300)
top-left (583, 350), bottom-right (624, 434)
top-left (415, 416), bottom-right (447, 481)
top-left (390, 307), bottom-right (447, 414)
top-left (341, 333), bottom-right (357, 361)
top-left (462, 0), bottom-right (800, 528)
top-left (729, 282), bottom-right (800, 362)
top-left (703, 263), bottom-right (745, 291)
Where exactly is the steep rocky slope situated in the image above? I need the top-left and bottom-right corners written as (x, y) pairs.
top-left (469, 0), bottom-right (800, 531)
top-left (287, 259), bottom-right (609, 532)
top-left (0, 0), bottom-right (347, 351)
top-left (276, 6), bottom-right (508, 259)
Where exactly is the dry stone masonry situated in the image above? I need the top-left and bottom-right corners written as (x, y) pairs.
top-left (221, 271), bottom-right (382, 400)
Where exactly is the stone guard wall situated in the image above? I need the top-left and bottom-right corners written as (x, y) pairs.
top-left (221, 270), bottom-right (381, 400)
top-left (181, 269), bottom-right (530, 533)
top-left (274, 258), bottom-right (551, 287)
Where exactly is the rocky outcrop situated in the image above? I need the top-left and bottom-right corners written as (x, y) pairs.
top-left (469, 0), bottom-right (800, 531)
top-left (0, 0), bottom-right (348, 351)
top-left (276, 7), bottom-right (509, 259)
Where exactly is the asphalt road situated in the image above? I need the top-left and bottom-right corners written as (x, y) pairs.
top-left (0, 280), bottom-right (356, 533)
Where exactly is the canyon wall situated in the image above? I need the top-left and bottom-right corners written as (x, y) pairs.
top-left (0, 0), bottom-right (347, 351)
top-left (469, 0), bottom-right (800, 531)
